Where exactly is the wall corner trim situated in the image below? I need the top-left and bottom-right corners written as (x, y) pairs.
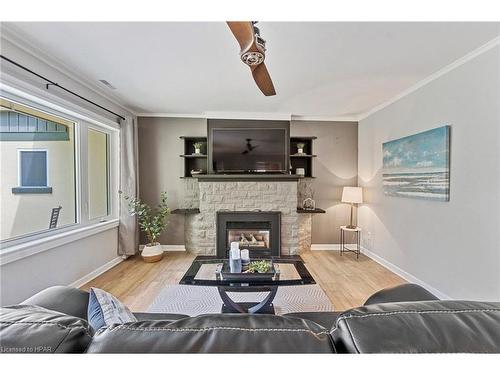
top-left (357, 35), bottom-right (500, 121)
top-left (360, 246), bottom-right (451, 300)
top-left (68, 256), bottom-right (123, 288)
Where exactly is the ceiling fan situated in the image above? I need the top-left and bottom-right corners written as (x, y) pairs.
top-left (242, 138), bottom-right (259, 154)
top-left (226, 21), bottom-right (276, 96)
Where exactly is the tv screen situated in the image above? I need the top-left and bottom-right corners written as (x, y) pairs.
top-left (212, 128), bottom-right (287, 173)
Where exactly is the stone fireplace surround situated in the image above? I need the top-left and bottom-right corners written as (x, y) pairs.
top-left (182, 179), bottom-right (313, 256)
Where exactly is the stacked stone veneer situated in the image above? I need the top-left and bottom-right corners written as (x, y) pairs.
top-left (183, 180), bottom-right (314, 255)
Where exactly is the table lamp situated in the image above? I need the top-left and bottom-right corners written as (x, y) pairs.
top-left (342, 187), bottom-right (363, 229)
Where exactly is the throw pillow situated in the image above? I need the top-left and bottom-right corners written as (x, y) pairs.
top-left (87, 287), bottom-right (137, 331)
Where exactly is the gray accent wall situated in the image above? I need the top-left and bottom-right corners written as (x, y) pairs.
top-left (137, 117), bottom-right (358, 245)
top-left (358, 46), bottom-right (500, 300)
top-left (291, 121), bottom-right (358, 244)
top-left (138, 117), bottom-right (207, 245)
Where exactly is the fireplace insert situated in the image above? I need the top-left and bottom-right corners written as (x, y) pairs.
top-left (216, 211), bottom-right (281, 258)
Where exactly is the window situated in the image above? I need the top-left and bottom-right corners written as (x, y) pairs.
top-left (19, 150), bottom-right (48, 187)
top-left (12, 150), bottom-right (52, 194)
top-left (88, 128), bottom-right (109, 219)
top-left (0, 94), bottom-right (118, 246)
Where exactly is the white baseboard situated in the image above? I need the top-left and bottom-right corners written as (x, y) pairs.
top-left (68, 256), bottom-right (123, 288)
top-left (139, 244), bottom-right (186, 252)
top-left (360, 246), bottom-right (451, 300)
top-left (311, 243), bottom-right (356, 251)
top-left (162, 245), bottom-right (186, 252)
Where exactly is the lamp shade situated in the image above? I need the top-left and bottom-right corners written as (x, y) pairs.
top-left (342, 186), bottom-right (363, 204)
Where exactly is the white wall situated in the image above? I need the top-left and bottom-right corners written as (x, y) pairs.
top-left (0, 228), bottom-right (119, 305)
top-left (1, 29), bottom-right (131, 304)
top-left (358, 45), bottom-right (500, 300)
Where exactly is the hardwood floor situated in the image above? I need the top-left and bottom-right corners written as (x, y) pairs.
top-left (81, 251), bottom-right (405, 312)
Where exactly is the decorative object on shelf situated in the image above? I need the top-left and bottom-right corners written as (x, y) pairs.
top-left (123, 191), bottom-right (170, 263)
top-left (190, 169), bottom-right (204, 176)
top-left (302, 197), bottom-right (316, 210)
top-left (342, 186), bottom-right (363, 229)
top-left (241, 249), bottom-right (250, 272)
top-left (296, 167), bottom-right (305, 176)
top-left (383, 125), bottom-right (450, 201)
top-left (193, 142), bottom-right (204, 155)
top-left (296, 142), bottom-right (305, 155)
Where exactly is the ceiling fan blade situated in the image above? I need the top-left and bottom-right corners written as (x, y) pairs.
top-left (226, 21), bottom-right (255, 51)
top-left (251, 63), bottom-right (276, 96)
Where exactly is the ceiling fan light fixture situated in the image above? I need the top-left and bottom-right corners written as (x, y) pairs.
top-left (241, 51), bottom-right (265, 66)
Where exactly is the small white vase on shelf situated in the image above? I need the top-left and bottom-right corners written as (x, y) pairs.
top-left (194, 148), bottom-right (201, 154)
top-left (141, 242), bottom-right (163, 263)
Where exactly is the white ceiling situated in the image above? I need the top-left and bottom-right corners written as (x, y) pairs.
top-left (3, 22), bottom-right (500, 118)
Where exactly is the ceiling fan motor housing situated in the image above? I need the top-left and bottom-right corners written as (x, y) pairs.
top-left (240, 51), bottom-right (265, 66)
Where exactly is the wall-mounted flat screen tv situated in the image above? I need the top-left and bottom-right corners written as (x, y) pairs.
top-left (211, 128), bottom-right (287, 173)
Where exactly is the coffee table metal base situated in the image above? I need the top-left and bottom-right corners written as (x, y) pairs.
top-left (217, 285), bottom-right (278, 314)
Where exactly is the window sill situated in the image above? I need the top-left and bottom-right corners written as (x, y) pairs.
top-left (0, 219), bottom-right (119, 266)
top-left (12, 186), bottom-right (53, 194)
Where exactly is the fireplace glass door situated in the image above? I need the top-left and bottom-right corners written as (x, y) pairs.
top-left (226, 221), bottom-right (272, 255)
top-left (217, 211), bottom-right (281, 258)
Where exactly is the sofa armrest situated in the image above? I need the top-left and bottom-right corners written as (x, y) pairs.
top-left (364, 284), bottom-right (438, 306)
top-left (21, 286), bottom-right (90, 321)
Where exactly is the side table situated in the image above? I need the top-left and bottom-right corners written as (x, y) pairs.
top-left (340, 226), bottom-right (361, 259)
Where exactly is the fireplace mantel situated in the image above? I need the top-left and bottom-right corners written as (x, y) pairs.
top-left (195, 174), bottom-right (303, 182)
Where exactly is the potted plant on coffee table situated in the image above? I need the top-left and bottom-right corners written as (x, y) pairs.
top-left (124, 192), bottom-right (170, 263)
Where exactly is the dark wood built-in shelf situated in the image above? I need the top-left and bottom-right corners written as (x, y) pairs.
top-left (179, 135), bottom-right (318, 179)
top-left (195, 174), bottom-right (303, 182)
top-left (180, 154), bottom-right (207, 158)
top-left (290, 137), bottom-right (317, 178)
top-left (297, 208), bottom-right (326, 214)
top-left (290, 154), bottom-right (317, 158)
top-left (171, 208), bottom-right (200, 214)
top-left (180, 136), bottom-right (208, 177)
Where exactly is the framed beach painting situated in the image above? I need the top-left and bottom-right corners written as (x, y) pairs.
top-left (382, 126), bottom-right (450, 201)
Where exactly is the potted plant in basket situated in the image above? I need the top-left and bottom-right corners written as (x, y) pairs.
top-left (193, 142), bottom-right (203, 155)
top-left (124, 192), bottom-right (170, 263)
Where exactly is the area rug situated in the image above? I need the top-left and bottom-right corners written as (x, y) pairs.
top-left (147, 284), bottom-right (333, 316)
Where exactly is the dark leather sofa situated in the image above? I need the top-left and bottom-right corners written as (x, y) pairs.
top-left (1, 284), bottom-right (499, 353)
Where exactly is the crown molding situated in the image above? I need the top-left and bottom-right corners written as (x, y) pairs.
top-left (291, 114), bottom-right (359, 122)
top-left (136, 112), bottom-right (207, 118)
top-left (136, 112), bottom-right (360, 122)
top-left (357, 35), bottom-right (500, 121)
top-left (137, 111), bottom-right (293, 120)
top-left (1, 24), bottom-right (137, 116)
top-left (204, 111), bottom-right (292, 121)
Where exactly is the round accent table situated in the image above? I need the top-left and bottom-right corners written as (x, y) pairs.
top-left (340, 226), bottom-right (361, 259)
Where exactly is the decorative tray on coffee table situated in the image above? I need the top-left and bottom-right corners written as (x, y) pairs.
top-left (216, 261), bottom-right (280, 282)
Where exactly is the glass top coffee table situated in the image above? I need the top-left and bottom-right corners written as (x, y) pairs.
top-left (179, 257), bottom-right (315, 314)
